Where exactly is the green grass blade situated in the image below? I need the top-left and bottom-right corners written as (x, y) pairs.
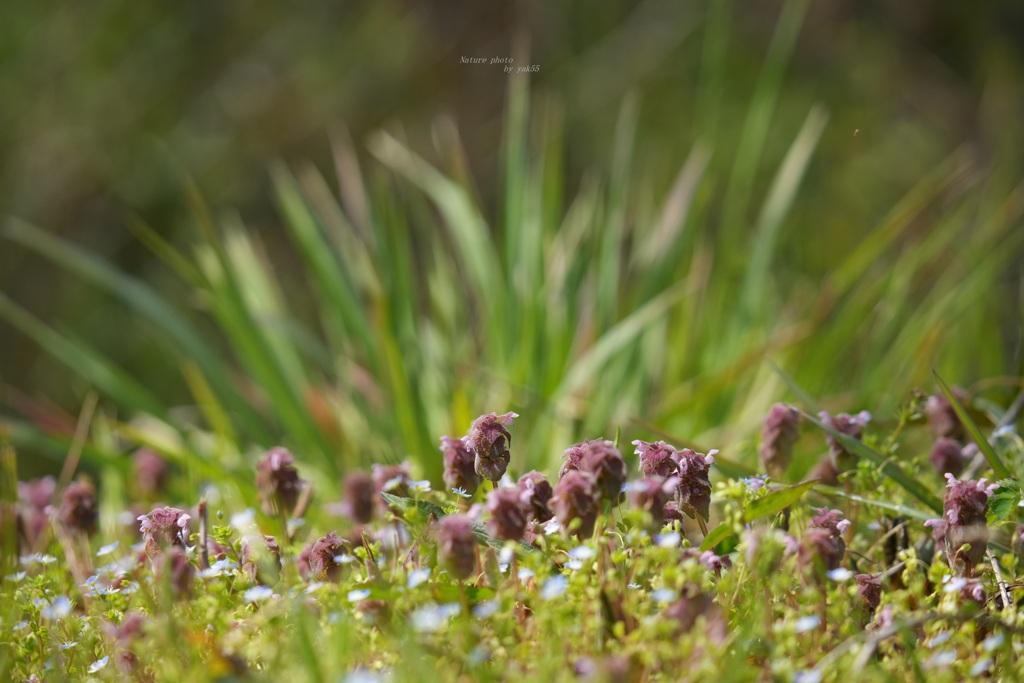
top-left (933, 371), bottom-right (1011, 479)
top-left (799, 409), bottom-right (942, 513)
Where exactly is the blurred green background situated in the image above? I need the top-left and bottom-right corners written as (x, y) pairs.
top-left (2, 1), bottom-right (1023, 485)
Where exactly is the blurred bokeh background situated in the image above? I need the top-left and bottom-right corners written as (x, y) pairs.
top-left (2, 0), bottom-right (1023, 484)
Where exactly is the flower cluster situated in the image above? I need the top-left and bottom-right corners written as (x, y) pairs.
top-left (926, 474), bottom-right (995, 576)
top-left (256, 447), bottom-right (305, 516)
top-left (633, 440), bottom-right (716, 522)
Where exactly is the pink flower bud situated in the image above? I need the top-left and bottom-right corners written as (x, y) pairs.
top-left (437, 514), bottom-right (477, 580)
top-left (138, 506), bottom-right (191, 555)
top-left (441, 436), bottom-right (482, 496)
top-left (759, 404), bottom-right (801, 477)
top-left (59, 481), bottom-right (97, 537)
top-left (467, 412), bottom-right (518, 483)
top-left (255, 447), bottom-right (303, 516)
top-left (341, 471), bottom-right (376, 524)
top-left (486, 488), bottom-right (528, 541)
top-left (819, 410), bottom-right (871, 471)
top-left (929, 438), bottom-right (970, 478)
top-left (517, 471), bottom-right (553, 522)
top-left (550, 471), bottom-right (599, 538)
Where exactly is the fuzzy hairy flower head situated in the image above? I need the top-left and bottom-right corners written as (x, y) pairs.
top-left (138, 506), bottom-right (191, 555)
top-left (437, 514), bottom-right (477, 580)
top-left (628, 476), bottom-right (678, 530)
top-left (800, 527), bottom-right (845, 572)
top-left (550, 470), bottom-right (599, 539)
top-left (132, 448), bottom-right (170, 498)
top-left (632, 440), bottom-right (680, 478)
top-left (255, 447), bottom-right (303, 516)
top-left (958, 578), bottom-right (986, 608)
top-left (59, 481), bottom-right (98, 537)
top-left (940, 474), bottom-right (994, 576)
top-left (818, 410), bottom-right (871, 471)
top-left (855, 573), bottom-right (882, 613)
top-left (576, 440), bottom-right (627, 504)
top-left (759, 404), bottom-right (801, 477)
top-left (440, 436), bottom-right (482, 496)
top-left (517, 471), bottom-right (554, 522)
top-left (340, 471), bottom-right (376, 524)
top-left (675, 448), bottom-right (716, 522)
top-left (485, 488), bottom-right (528, 541)
top-left (924, 388), bottom-right (969, 440)
top-left (929, 438), bottom-right (970, 478)
top-left (304, 531), bottom-right (348, 582)
top-left (468, 412), bottom-right (518, 483)
top-left (809, 508), bottom-right (852, 537)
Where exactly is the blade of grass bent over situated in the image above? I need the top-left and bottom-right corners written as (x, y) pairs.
top-left (933, 371), bottom-right (1011, 480)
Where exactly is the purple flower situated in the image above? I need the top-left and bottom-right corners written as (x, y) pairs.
top-left (924, 388), bottom-right (969, 440)
top-left (628, 476), bottom-right (678, 530)
top-left (809, 508), bottom-right (851, 537)
top-left (800, 508), bottom-right (850, 572)
top-left (929, 438), bottom-right (970, 478)
top-left (819, 410), bottom-right (871, 471)
top-left (132, 448), bottom-right (169, 498)
top-left (633, 440), bottom-right (681, 478)
top-left (255, 447), bottom-right (304, 516)
top-left (437, 515), bottom-right (477, 580)
top-left (303, 531), bottom-right (349, 582)
top-left (467, 412), bottom-right (518, 483)
top-left (59, 481), bottom-right (98, 537)
top-left (138, 506), bottom-right (191, 555)
top-left (958, 578), bottom-right (986, 608)
top-left (934, 474), bottom-right (994, 576)
top-left (17, 476), bottom-right (55, 546)
top-left (517, 471), bottom-right (553, 522)
top-left (440, 436), bottom-right (482, 496)
top-left (485, 488), bottom-right (528, 542)
top-left (855, 573), bottom-right (882, 613)
top-left (675, 448), bottom-right (716, 522)
top-left (759, 404), bottom-right (801, 477)
top-left (810, 455), bottom-right (840, 486)
top-left (550, 471), bottom-right (599, 538)
top-left (565, 440), bottom-right (627, 504)
top-left (372, 461), bottom-right (412, 499)
top-left (340, 471), bottom-right (376, 524)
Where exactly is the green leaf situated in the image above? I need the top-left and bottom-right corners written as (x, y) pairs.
top-left (989, 478), bottom-right (1022, 522)
top-left (814, 485), bottom-right (934, 522)
top-left (799, 409), bottom-right (943, 514)
top-left (743, 479), bottom-right (819, 522)
top-left (933, 371), bottom-right (1011, 480)
top-left (699, 522), bottom-right (736, 552)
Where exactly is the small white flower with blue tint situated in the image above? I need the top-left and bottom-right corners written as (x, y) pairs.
top-left (540, 575), bottom-right (568, 600)
top-left (243, 586), bottom-right (275, 602)
top-left (88, 656), bottom-right (109, 673)
top-left (969, 658), bottom-right (992, 675)
top-left (13, 621), bottom-right (28, 631)
top-left (568, 546), bottom-right (596, 560)
top-left (199, 558), bottom-right (237, 579)
top-left (407, 568), bottom-right (431, 588)
top-left (5, 571), bottom-right (26, 582)
top-left (826, 568), bottom-right (853, 581)
top-left (96, 541), bottom-right (119, 557)
top-left (982, 633), bottom-right (1005, 651)
top-left (410, 603), bottom-right (461, 633)
top-left (627, 583), bottom-right (641, 590)
top-left (347, 589), bottom-right (372, 602)
top-left (230, 508), bottom-right (256, 531)
top-left (655, 532), bottom-right (680, 548)
top-left (565, 560), bottom-right (583, 571)
top-left (59, 641), bottom-right (78, 650)
top-left (411, 479), bottom-right (431, 493)
top-left (794, 615), bottom-right (820, 633)
top-left (794, 670), bottom-right (822, 683)
top-left (286, 518), bottom-right (306, 534)
top-left (334, 553), bottom-right (357, 565)
top-left (452, 487), bottom-right (472, 498)
top-left (472, 600), bottom-right (499, 618)
top-left (304, 582), bottom-right (326, 595)
top-left (517, 567), bottom-right (534, 581)
top-left (20, 553), bottom-right (57, 566)
top-left (41, 597), bottom-right (72, 620)
top-left (651, 588), bottom-right (678, 604)
top-left (925, 651), bottom-right (956, 669)
top-left (543, 519), bottom-right (560, 536)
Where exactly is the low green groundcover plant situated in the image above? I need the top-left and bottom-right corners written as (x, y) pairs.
top-left (1, 382), bottom-right (1022, 682)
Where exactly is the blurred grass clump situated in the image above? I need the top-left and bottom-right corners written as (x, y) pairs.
top-left (0, 0), bottom-right (1022, 490)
